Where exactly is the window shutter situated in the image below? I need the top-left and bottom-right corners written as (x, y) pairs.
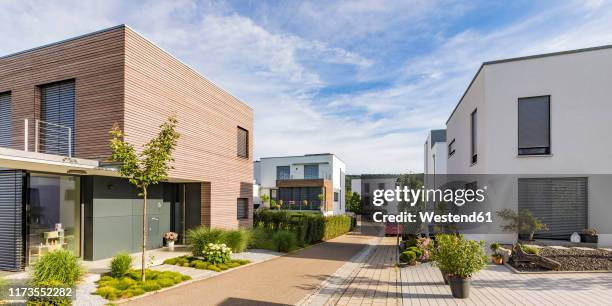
top-left (518, 178), bottom-right (587, 240)
top-left (237, 127), bottom-right (248, 158)
top-left (40, 80), bottom-right (75, 156)
top-left (0, 170), bottom-right (24, 271)
top-left (0, 92), bottom-right (11, 148)
top-left (518, 96), bottom-right (550, 150)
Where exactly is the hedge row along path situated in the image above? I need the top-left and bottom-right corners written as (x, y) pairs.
top-left (126, 223), bottom-right (382, 306)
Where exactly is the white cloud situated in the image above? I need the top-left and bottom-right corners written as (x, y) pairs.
top-left (2, 0), bottom-right (612, 174)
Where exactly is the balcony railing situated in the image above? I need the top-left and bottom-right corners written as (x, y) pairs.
top-left (23, 118), bottom-right (73, 157)
top-left (277, 173), bottom-right (332, 180)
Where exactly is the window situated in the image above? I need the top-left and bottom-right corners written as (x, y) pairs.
top-left (237, 127), bottom-right (249, 158)
top-left (237, 198), bottom-right (248, 219)
top-left (334, 192), bottom-right (339, 202)
top-left (471, 109), bottom-right (477, 164)
top-left (40, 80), bottom-right (75, 156)
top-left (304, 164), bottom-right (319, 179)
top-left (276, 166), bottom-right (290, 180)
top-left (0, 92), bottom-right (11, 148)
top-left (364, 183), bottom-right (370, 194)
top-left (448, 139), bottom-right (456, 157)
top-left (518, 96), bottom-right (550, 155)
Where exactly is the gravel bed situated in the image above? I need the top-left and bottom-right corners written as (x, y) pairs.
top-left (511, 247), bottom-right (612, 272)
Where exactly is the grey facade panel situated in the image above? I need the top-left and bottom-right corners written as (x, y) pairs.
top-left (518, 177), bottom-right (588, 240)
top-left (430, 129), bottom-right (446, 148)
top-left (0, 170), bottom-right (24, 271)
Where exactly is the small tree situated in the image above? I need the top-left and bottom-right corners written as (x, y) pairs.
top-left (109, 116), bottom-right (180, 281)
top-left (497, 209), bottom-right (548, 241)
top-left (397, 174), bottom-right (425, 237)
top-left (346, 191), bottom-right (362, 214)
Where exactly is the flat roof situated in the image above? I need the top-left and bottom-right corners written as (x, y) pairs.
top-left (257, 153), bottom-right (345, 163)
top-left (445, 43), bottom-right (612, 124)
top-left (0, 24), bottom-right (252, 111)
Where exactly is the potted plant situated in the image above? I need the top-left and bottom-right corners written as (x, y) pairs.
top-left (164, 232), bottom-right (178, 251)
top-left (489, 242), bottom-right (503, 265)
top-left (444, 237), bottom-right (488, 299)
top-left (430, 234), bottom-right (460, 285)
top-left (579, 228), bottom-right (598, 243)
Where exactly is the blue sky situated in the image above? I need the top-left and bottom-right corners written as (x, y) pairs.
top-left (1, 0), bottom-right (612, 173)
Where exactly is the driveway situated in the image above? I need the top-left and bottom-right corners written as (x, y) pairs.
top-left (127, 224), bottom-right (381, 306)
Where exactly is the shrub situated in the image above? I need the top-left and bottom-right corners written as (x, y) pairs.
top-left (95, 269), bottom-right (191, 300)
top-left (521, 244), bottom-right (540, 255)
top-left (110, 252), bottom-right (133, 278)
top-left (31, 249), bottom-right (84, 286)
top-left (223, 229), bottom-right (251, 253)
top-left (400, 251), bottom-right (417, 265)
top-left (323, 215), bottom-right (353, 240)
top-left (272, 230), bottom-right (298, 252)
top-left (434, 234), bottom-right (487, 279)
top-left (489, 242), bottom-right (501, 253)
top-left (0, 277), bottom-right (7, 302)
top-left (407, 246), bottom-right (423, 259)
top-left (202, 243), bottom-right (232, 264)
top-left (187, 227), bottom-right (225, 257)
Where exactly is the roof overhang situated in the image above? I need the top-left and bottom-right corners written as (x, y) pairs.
top-left (0, 147), bottom-right (119, 177)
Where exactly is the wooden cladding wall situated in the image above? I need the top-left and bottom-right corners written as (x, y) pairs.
top-left (0, 27), bottom-right (125, 159)
top-left (123, 28), bottom-right (253, 229)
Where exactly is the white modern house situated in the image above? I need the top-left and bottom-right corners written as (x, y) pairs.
top-left (441, 45), bottom-right (612, 246)
top-left (254, 153), bottom-right (346, 215)
top-left (424, 129), bottom-right (447, 187)
top-left (350, 174), bottom-right (401, 218)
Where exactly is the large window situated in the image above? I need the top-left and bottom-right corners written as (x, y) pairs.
top-left (277, 187), bottom-right (324, 210)
top-left (471, 109), bottom-right (477, 164)
top-left (518, 96), bottom-right (550, 155)
top-left (40, 80), bottom-right (75, 156)
top-left (276, 166), bottom-right (290, 180)
top-left (27, 173), bottom-right (81, 263)
top-left (237, 198), bottom-right (248, 219)
top-left (237, 127), bottom-right (249, 158)
top-left (0, 92), bottom-right (11, 148)
top-left (304, 164), bottom-right (319, 179)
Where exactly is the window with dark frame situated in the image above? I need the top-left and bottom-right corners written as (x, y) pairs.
top-left (334, 192), bottom-right (339, 202)
top-left (471, 109), bottom-right (477, 164)
top-left (0, 92), bottom-right (11, 148)
top-left (448, 139), bottom-right (456, 157)
top-left (276, 166), bottom-right (290, 180)
top-left (237, 198), bottom-right (248, 219)
top-left (237, 127), bottom-right (249, 158)
top-left (518, 96), bottom-right (550, 155)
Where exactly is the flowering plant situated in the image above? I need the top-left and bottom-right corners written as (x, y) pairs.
top-left (164, 232), bottom-right (178, 242)
top-left (202, 243), bottom-right (232, 264)
top-left (416, 237), bottom-right (432, 261)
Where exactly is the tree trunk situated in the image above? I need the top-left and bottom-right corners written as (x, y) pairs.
top-left (141, 187), bottom-right (148, 282)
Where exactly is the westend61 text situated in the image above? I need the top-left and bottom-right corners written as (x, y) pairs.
top-left (372, 211), bottom-right (493, 223)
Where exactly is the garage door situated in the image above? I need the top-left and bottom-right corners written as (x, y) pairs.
top-left (518, 177), bottom-right (587, 240)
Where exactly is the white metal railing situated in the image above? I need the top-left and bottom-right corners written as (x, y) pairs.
top-left (24, 118), bottom-right (72, 157)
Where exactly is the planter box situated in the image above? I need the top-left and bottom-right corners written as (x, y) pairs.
top-left (579, 234), bottom-right (598, 244)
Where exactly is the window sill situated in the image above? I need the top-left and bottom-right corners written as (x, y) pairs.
top-left (517, 154), bottom-right (553, 158)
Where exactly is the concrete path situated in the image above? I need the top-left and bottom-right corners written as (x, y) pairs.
top-left (126, 225), bottom-right (381, 306)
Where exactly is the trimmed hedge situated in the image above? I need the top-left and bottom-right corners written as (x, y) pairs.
top-left (254, 210), bottom-right (354, 246)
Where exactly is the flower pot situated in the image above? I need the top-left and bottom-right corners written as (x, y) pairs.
top-left (449, 276), bottom-right (471, 299)
top-left (167, 240), bottom-right (175, 251)
top-left (491, 255), bottom-right (503, 265)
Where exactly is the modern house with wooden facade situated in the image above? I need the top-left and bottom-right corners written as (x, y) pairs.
top-left (254, 154), bottom-right (346, 215)
top-left (0, 25), bottom-right (253, 271)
